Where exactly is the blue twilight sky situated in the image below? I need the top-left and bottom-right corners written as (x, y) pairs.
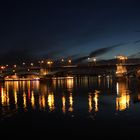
top-left (0, 0), bottom-right (140, 63)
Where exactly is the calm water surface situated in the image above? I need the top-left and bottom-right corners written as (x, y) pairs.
top-left (0, 76), bottom-right (140, 137)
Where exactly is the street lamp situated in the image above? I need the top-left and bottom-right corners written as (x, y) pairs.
top-left (23, 62), bottom-right (25, 66)
top-left (31, 63), bottom-right (34, 67)
top-left (61, 58), bottom-right (64, 62)
top-left (47, 61), bottom-right (53, 67)
top-left (87, 57), bottom-right (91, 66)
top-left (1, 66), bottom-right (5, 74)
top-left (68, 59), bottom-right (72, 65)
top-left (14, 64), bottom-right (17, 68)
top-left (13, 64), bottom-right (17, 74)
top-left (61, 58), bottom-right (64, 66)
top-left (93, 58), bottom-right (96, 65)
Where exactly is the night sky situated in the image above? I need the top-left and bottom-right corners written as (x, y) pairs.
top-left (0, 0), bottom-right (140, 64)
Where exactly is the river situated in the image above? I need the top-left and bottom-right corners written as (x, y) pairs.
top-left (0, 76), bottom-right (140, 138)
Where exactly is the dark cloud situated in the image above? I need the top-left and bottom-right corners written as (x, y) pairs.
top-left (89, 44), bottom-right (126, 57)
top-left (129, 52), bottom-right (140, 58)
top-left (72, 43), bottom-right (126, 63)
top-left (64, 54), bottom-right (81, 60)
top-left (74, 56), bottom-right (89, 63)
top-left (134, 40), bottom-right (140, 44)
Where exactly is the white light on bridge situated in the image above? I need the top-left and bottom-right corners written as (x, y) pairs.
top-left (14, 65), bottom-right (16, 68)
top-left (68, 59), bottom-right (72, 64)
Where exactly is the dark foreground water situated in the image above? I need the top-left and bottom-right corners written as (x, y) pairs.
top-left (0, 76), bottom-right (140, 138)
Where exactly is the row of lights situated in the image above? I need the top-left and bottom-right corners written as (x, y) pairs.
top-left (88, 57), bottom-right (96, 62)
top-left (1, 55), bottom-right (127, 70)
top-left (115, 55), bottom-right (128, 60)
top-left (0, 59), bottom-right (72, 69)
top-left (0, 57), bottom-right (95, 70)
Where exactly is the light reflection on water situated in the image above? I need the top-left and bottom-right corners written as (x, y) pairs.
top-left (116, 80), bottom-right (130, 111)
top-left (0, 76), bottom-right (140, 119)
top-left (88, 90), bottom-right (99, 113)
top-left (62, 95), bottom-right (66, 114)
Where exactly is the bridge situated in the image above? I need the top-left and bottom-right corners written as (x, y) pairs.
top-left (0, 62), bottom-right (139, 81)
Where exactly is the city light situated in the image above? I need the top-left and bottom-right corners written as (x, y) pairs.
top-left (1, 66), bottom-right (5, 69)
top-left (116, 55), bottom-right (128, 64)
top-left (62, 95), bottom-right (66, 113)
top-left (68, 59), bottom-right (72, 64)
top-left (93, 58), bottom-right (96, 64)
top-left (93, 58), bottom-right (96, 62)
top-left (47, 61), bottom-right (53, 65)
top-left (14, 64), bottom-right (17, 68)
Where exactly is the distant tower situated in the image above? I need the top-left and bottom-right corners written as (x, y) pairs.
top-left (116, 55), bottom-right (128, 78)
